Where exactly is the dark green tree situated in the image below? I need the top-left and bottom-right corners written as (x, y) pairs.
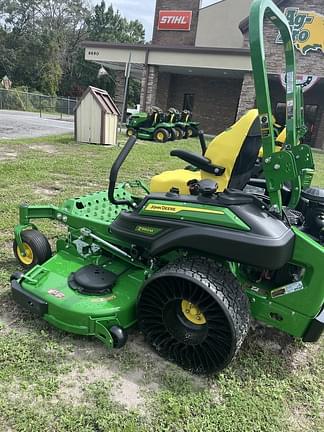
top-left (0, 0), bottom-right (145, 102)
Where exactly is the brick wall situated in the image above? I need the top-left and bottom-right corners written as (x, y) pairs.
top-left (114, 70), bottom-right (125, 114)
top-left (155, 72), bottom-right (172, 110)
top-left (140, 66), bottom-right (159, 111)
top-left (159, 73), bottom-right (242, 134)
top-left (236, 73), bottom-right (255, 119)
top-left (152, 0), bottom-right (200, 46)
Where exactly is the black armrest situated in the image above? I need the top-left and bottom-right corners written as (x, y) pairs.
top-left (170, 149), bottom-right (225, 175)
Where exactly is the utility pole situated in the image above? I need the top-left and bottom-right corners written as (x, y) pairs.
top-left (121, 52), bottom-right (132, 125)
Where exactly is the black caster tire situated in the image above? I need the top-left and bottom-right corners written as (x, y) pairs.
top-left (153, 128), bottom-right (169, 143)
top-left (13, 229), bottom-right (52, 270)
top-left (175, 127), bottom-right (184, 140)
top-left (137, 257), bottom-right (250, 375)
top-left (110, 326), bottom-right (128, 348)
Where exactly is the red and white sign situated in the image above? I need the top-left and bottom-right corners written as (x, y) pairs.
top-left (280, 73), bottom-right (320, 93)
top-left (158, 10), bottom-right (192, 31)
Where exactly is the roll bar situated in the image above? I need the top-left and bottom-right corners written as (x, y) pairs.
top-left (198, 130), bottom-right (207, 155)
top-left (108, 136), bottom-right (137, 207)
top-left (249, 0), bottom-right (314, 213)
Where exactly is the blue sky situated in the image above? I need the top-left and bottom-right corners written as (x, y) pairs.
top-left (93, 1), bottom-right (220, 40)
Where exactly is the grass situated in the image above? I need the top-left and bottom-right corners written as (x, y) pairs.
top-left (0, 133), bottom-right (323, 432)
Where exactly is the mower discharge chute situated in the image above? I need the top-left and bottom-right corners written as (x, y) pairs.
top-left (11, 0), bottom-right (323, 375)
top-left (126, 106), bottom-right (177, 142)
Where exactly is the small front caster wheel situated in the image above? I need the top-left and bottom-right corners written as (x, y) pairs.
top-left (13, 229), bottom-right (52, 270)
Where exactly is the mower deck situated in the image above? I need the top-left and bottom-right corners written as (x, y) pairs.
top-left (12, 248), bottom-right (144, 347)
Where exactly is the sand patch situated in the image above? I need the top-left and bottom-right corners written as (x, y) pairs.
top-left (288, 405), bottom-right (312, 432)
top-left (34, 183), bottom-right (63, 197)
top-left (0, 151), bottom-right (17, 161)
top-left (28, 144), bottom-right (57, 154)
top-left (55, 365), bottom-right (145, 410)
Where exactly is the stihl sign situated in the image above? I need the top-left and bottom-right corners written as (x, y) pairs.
top-left (158, 10), bottom-right (192, 31)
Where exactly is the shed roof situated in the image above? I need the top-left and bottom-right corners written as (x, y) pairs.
top-left (75, 86), bottom-right (120, 116)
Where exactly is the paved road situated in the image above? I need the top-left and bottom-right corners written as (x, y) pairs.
top-left (0, 110), bottom-right (74, 139)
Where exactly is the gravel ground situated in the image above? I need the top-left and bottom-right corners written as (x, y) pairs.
top-left (0, 110), bottom-right (74, 139)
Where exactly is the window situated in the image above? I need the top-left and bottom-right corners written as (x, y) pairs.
top-left (183, 94), bottom-right (195, 112)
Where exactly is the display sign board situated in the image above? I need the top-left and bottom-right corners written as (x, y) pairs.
top-left (276, 8), bottom-right (324, 55)
top-left (158, 10), bottom-right (192, 31)
top-left (280, 74), bottom-right (320, 93)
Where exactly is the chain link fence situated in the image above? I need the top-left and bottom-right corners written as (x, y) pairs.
top-left (0, 88), bottom-right (77, 119)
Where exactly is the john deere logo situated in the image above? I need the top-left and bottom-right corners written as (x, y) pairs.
top-left (135, 225), bottom-right (161, 236)
top-left (276, 8), bottom-right (324, 55)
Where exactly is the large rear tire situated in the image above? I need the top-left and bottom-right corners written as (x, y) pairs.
top-left (175, 127), bottom-right (184, 140)
top-left (137, 257), bottom-right (250, 374)
top-left (187, 126), bottom-right (198, 138)
top-left (153, 128), bottom-right (169, 143)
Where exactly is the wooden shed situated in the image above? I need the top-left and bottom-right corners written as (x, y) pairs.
top-left (75, 86), bottom-right (120, 145)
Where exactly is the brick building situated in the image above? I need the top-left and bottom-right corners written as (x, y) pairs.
top-left (83, 0), bottom-right (324, 148)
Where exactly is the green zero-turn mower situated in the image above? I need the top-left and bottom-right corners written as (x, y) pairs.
top-left (126, 106), bottom-right (177, 143)
top-left (11, 0), bottom-right (323, 375)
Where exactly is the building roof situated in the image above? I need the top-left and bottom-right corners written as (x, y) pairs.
top-left (82, 40), bottom-right (250, 56)
top-left (239, 0), bottom-right (287, 33)
top-left (75, 86), bottom-right (120, 115)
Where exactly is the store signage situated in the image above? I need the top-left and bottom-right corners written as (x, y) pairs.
top-left (276, 8), bottom-right (324, 55)
top-left (280, 74), bottom-right (320, 93)
top-left (158, 10), bottom-right (192, 31)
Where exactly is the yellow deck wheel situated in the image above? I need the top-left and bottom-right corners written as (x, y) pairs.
top-left (16, 242), bottom-right (34, 266)
top-left (181, 300), bottom-right (206, 325)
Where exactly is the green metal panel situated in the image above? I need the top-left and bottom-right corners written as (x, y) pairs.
top-left (246, 289), bottom-right (312, 338)
top-left (245, 226), bottom-right (323, 337)
top-left (20, 250), bottom-right (145, 345)
top-left (140, 200), bottom-right (251, 231)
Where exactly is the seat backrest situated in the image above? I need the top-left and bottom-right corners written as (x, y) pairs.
top-left (201, 109), bottom-right (262, 191)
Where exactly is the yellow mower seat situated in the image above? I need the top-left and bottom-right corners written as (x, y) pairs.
top-left (151, 109), bottom-right (261, 194)
top-left (151, 169), bottom-right (202, 195)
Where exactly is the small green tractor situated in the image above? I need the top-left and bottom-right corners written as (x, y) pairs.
top-left (11, 0), bottom-right (323, 375)
top-left (126, 106), bottom-right (177, 142)
top-left (180, 109), bottom-right (200, 137)
top-left (164, 108), bottom-right (200, 139)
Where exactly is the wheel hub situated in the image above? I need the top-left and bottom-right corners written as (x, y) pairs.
top-left (181, 300), bottom-right (206, 325)
top-left (157, 132), bottom-right (164, 141)
top-left (17, 243), bottom-right (33, 266)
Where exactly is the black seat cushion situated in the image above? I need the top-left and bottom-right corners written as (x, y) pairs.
top-left (229, 135), bottom-right (262, 190)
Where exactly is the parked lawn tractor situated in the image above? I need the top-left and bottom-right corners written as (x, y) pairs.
top-left (126, 106), bottom-right (177, 142)
top-left (180, 110), bottom-right (200, 137)
top-left (165, 108), bottom-right (190, 139)
top-left (11, 0), bottom-right (323, 375)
